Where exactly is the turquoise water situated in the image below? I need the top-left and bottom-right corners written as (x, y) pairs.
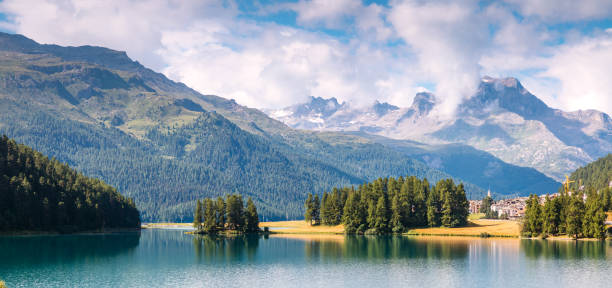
top-left (1, 229), bottom-right (611, 287)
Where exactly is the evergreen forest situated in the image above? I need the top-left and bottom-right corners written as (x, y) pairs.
top-left (522, 189), bottom-right (611, 239)
top-left (569, 153), bottom-right (612, 192)
top-left (304, 176), bottom-right (469, 234)
top-left (0, 135), bottom-right (140, 232)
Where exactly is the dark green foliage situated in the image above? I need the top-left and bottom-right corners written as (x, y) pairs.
top-left (193, 200), bottom-right (203, 229)
top-left (308, 176), bottom-right (469, 234)
top-left (542, 196), bottom-right (561, 235)
top-left (244, 197), bottom-right (260, 233)
top-left (522, 194), bottom-right (542, 236)
top-left (569, 154), bottom-right (612, 194)
top-left (524, 189), bottom-right (607, 239)
top-left (225, 194), bottom-right (244, 231)
top-left (202, 198), bottom-right (217, 233)
top-left (583, 188), bottom-right (607, 239)
top-left (192, 194), bottom-right (259, 234)
top-left (304, 194), bottom-right (313, 224)
top-left (440, 181), bottom-right (469, 228)
top-left (565, 193), bottom-right (585, 239)
top-left (321, 188), bottom-right (345, 225)
top-left (0, 135), bottom-right (140, 232)
top-left (312, 194), bottom-right (321, 225)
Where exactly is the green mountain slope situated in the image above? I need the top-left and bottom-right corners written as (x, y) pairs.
top-left (0, 135), bottom-right (140, 232)
top-left (0, 32), bottom-right (483, 221)
top-left (569, 154), bottom-right (612, 191)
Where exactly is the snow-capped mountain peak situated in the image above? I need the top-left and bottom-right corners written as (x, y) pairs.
top-left (266, 76), bottom-right (612, 181)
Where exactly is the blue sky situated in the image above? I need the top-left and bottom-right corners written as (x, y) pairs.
top-left (0, 0), bottom-right (611, 115)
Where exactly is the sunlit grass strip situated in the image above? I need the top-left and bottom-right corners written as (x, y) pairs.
top-left (259, 221), bottom-right (344, 234)
top-left (404, 219), bottom-right (521, 238)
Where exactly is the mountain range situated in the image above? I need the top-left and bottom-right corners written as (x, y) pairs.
top-left (0, 32), bottom-right (487, 221)
top-left (0, 33), bottom-right (568, 221)
top-left (268, 77), bottom-right (612, 183)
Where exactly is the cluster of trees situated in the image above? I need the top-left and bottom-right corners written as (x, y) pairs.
top-left (0, 135), bottom-right (140, 232)
top-left (193, 194), bottom-right (259, 234)
top-left (522, 189), bottom-right (609, 239)
top-left (304, 176), bottom-right (469, 234)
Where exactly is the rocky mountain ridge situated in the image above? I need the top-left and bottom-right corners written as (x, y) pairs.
top-left (268, 77), bottom-right (612, 181)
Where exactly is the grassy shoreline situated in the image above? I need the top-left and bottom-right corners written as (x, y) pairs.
top-left (259, 219), bottom-right (522, 238)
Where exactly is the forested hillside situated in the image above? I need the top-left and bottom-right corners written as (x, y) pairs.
top-left (570, 154), bottom-right (612, 191)
top-left (0, 32), bottom-right (484, 221)
top-left (0, 135), bottom-right (140, 232)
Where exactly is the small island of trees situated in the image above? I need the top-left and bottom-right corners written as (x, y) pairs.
top-left (304, 176), bottom-right (469, 234)
top-left (192, 194), bottom-right (260, 234)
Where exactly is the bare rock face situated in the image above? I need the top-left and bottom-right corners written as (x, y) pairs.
top-left (268, 77), bottom-right (612, 182)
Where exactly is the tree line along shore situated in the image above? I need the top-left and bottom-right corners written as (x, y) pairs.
top-left (0, 135), bottom-right (140, 233)
top-left (303, 176), bottom-right (470, 234)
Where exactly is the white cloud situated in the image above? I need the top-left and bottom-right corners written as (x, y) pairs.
top-left (0, 0), bottom-right (610, 116)
top-left (290, 0), bottom-right (392, 41)
top-left (542, 33), bottom-right (612, 114)
top-left (0, 0), bottom-right (232, 70)
top-left (504, 0), bottom-right (612, 22)
top-left (388, 0), bottom-right (488, 118)
top-left (158, 24), bottom-right (418, 109)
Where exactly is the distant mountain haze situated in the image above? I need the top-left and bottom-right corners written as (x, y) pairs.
top-left (268, 77), bottom-right (612, 183)
top-left (0, 32), bottom-right (495, 221)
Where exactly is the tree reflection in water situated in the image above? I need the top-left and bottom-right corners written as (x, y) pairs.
top-left (521, 240), bottom-right (609, 259)
top-left (193, 235), bottom-right (260, 262)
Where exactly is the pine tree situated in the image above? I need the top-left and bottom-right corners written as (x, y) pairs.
top-left (441, 192), bottom-right (453, 227)
top-left (203, 198), bottom-right (217, 233)
top-left (455, 183), bottom-right (469, 227)
top-left (374, 195), bottom-right (388, 233)
top-left (522, 194), bottom-right (542, 236)
top-left (216, 197), bottom-right (226, 229)
top-left (367, 199), bottom-right (376, 229)
top-left (321, 192), bottom-right (329, 225)
top-left (542, 196), bottom-right (561, 236)
top-left (193, 199), bottom-right (203, 230)
top-left (390, 193), bottom-right (404, 233)
top-left (244, 197), bottom-right (259, 233)
top-left (342, 191), bottom-right (363, 233)
top-left (313, 194), bottom-right (321, 225)
top-left (427, 187), bottom-right (440, 227)
top-left (566, 193), bottom-right (585, 240)
top-left (226, 194), bottom-right (244, 230)
top-left (304, 193), bottom-right (313, 225)
top-left (583, 189), bottom-right (606, 239)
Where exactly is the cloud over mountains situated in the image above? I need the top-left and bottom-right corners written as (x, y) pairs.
top-left (1, 0), bottom-right (611, 115)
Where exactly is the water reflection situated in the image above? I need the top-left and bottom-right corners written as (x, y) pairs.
top-left (302, 236), bottom-right (471, 260)
top-left (521, 240), bottom-right (610, 259)
top-left (192, 235), bottom-right (260, 262)
top-left (0, 232), bottom-right (140, 267)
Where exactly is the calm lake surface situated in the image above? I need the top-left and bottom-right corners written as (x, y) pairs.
top-left (1, 229), bottom-right (611, 287)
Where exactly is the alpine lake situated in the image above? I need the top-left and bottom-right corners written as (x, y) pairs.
top-left (1, 228), bottom-right (611, 287)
